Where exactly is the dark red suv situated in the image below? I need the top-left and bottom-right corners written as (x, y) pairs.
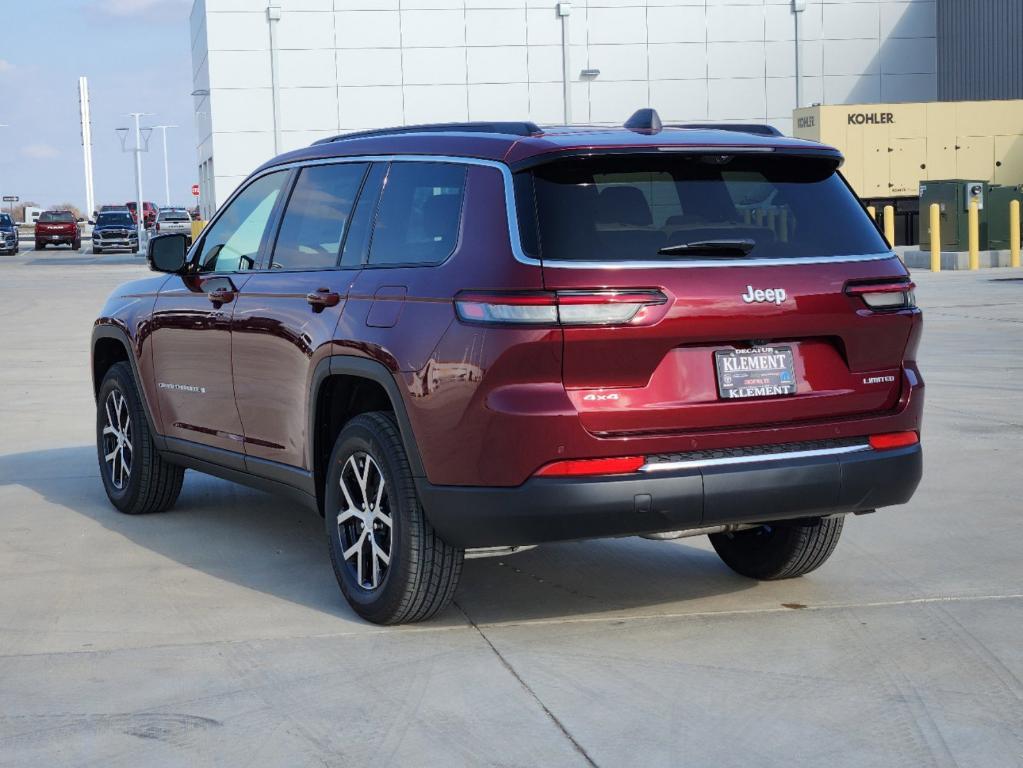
top-left (92, 111), bottom-right (923, 624)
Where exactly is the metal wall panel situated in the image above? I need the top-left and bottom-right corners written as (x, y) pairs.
top-left (938, 0), bottom-right (1023, 101)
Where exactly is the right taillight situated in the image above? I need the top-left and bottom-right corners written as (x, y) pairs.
top-left (845, 280), bottom-right (916, 311)
top-left (454, 289), bottom-right (668, 327)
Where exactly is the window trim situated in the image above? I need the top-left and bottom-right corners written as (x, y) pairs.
top-left (363, 160), bottom-right (469, 270)
top-left (195, 154), bottom-right (896, 272)
top-left (263, 161), bottom-right (372, 274)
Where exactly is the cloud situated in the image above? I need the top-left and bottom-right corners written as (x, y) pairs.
top-left (22, 144), bottom-right (59, 160)
top-left (0, 59), bottom-right (14, 74)
top-left (88, 0), bottom-right (190, 18)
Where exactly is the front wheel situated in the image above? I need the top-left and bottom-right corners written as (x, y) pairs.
top-left (97, 361), bottom-right (184, 514)
top-left (709, 516), bottom-right (844, 580)
top-left (325, 412), bottom-right (463, 624)
top-left (92, 247), bottom-right (103, 255)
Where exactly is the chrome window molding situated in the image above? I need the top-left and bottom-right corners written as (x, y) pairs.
top-left (199, 153), bottom-right (898, 273)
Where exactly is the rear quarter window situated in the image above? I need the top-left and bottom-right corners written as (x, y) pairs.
top-left (520, 154), bottom-right (888, 262)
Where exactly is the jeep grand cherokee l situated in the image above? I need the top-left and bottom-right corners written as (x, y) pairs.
top-left (92, 111), bottom-right (923, 624)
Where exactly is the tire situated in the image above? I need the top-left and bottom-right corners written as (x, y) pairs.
top-left (325, 411), bottom-right (463, 624)
top-left (709, 516), bottom-right (844, 580)
top-left (96, 361), bottom-right (184, 515)
top-left (36, 242), bottom-right (44, 250)
top-left (72, 240), bottom-right (81, 251)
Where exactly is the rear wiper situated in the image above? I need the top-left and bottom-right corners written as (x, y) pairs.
top-left (657, 239), bottom-right (756, 257)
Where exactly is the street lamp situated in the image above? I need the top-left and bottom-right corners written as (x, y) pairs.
top-left (152, 125), bottom-right (178, 207)
top-left (116, 113), bottom-right (153, 246)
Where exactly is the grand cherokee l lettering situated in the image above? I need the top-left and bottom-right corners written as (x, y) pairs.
top-left (92, 111), bottom-right (923, 624)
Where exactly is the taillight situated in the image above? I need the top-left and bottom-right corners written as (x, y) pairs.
top-left (155, 223), bottom-right (160, 232)
top-left (846, 280), bottom-right (916, 311)
top-left (535, 456), bottom-right (645, 477)
top-left (869, 431), bottom-right (919, 450)
top-left (454, 290), bottom-right (668, 326)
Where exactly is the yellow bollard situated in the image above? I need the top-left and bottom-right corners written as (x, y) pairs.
top-left (1010, 199), bottom-right (1021, 269)
top-left (883, 205), bottom-right (895, 247)
top-left (191, 220), bottom-right (206, 243)
top-left (929, 203), bottom-right (941, 272)
top-left (866, 205), bottom-right (876, 221)
top-left (968, 199), bottom-right (980, 270)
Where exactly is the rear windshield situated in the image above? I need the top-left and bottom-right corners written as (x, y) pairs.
top-left (518, 154), bottom-right (888, 262)
top-left (161, 212), bottom-right (190, 221)
top-left (39, 211), bottom-right (75, 223)
top-left (97, 213), bottom-right (134, 226)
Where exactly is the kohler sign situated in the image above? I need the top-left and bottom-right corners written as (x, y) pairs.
top-left (848, 112), bottom-right (895, 125)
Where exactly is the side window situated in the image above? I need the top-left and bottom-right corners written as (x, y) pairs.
top-left (197, 171), bottom-right (288, 273)
top-left (368, 162), bottom-right (467, 266)
top-left (270, 163), bottom-right (368, 270)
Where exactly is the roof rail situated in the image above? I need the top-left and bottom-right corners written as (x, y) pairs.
top-left (673, 122), bottom-right (784, 137)
top-left (312, 121), bottom-right (543, 145)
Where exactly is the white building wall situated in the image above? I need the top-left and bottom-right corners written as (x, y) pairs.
top-left (192, 0), bottom-right (937, 210)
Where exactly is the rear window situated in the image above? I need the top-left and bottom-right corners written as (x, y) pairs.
top-left (161, 212), bottom-right (190, 221)
top-left (39, 211), bottom-right (75, 223)
top-left (519, 154), bottom-right (888, 262)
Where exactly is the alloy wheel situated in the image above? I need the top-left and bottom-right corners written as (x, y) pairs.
top-left (102, 389), bottom-right (133, 490)
top-left (336, 452), bottom-right (393, 590)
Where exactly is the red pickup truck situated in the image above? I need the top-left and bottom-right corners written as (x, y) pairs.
top-left (34, 210), bottom-right (81, 251)
top-left (126, 201), bottom-right (158, 229)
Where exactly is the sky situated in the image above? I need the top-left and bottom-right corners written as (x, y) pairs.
top-left (0, 0), bottom-right (196, 212)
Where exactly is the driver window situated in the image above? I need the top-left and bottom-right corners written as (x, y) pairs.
top-left (198, 171), bottom-right (287, 272)
top-left (270, 162), bottom-right (368, 270)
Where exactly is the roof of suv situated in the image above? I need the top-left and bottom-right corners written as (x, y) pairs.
top-left (254, 117), bottom-right (843, 176)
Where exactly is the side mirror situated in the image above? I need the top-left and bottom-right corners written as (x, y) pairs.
top-left (148, 232), bottom-right (189, 274)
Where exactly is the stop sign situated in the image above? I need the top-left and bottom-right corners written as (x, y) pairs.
top-left (191, 184), bottom-right (200, 197)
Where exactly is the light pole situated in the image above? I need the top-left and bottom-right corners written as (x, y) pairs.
top-left (117, 113), bottom-right (153, 246)
top-left (152, 124), bottom-right (178, 207)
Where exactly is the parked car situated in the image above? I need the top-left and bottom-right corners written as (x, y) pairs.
top-left (0, 213), bottom-right (18, 255)
top-left (34, 210), bottom-right (80, 250)
top-left (154, 207), bottom-right (193, 244)
top-left (126, 201), bottom-right (158, 229)
top-left (91, 210), bottom-right (139, 254)
top-left (92, 110), bottom-right (924, 624)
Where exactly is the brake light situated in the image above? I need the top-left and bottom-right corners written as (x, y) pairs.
top-left (454, 290), bottom-right (668, 326)
top-left (869, 431), bottom-right (918, 450)
top-left (535, 456), bottom-right (645, 477)
top-left (846, 281), bottom-right (916, 311)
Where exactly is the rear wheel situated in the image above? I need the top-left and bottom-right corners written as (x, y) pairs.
top-left (97, 361), bottom-right (184, 515)
top-left (709, 516), bottom-right (844, 580)
top-left (36, 242), bottom-right (44, 250)
top-left (325, 412), bottom-right (463, 624)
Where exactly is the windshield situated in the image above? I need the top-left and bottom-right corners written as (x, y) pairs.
top-left (0, 214), bottom-right (11, 226)
top-left (97, 213), bottom-right (134, 226)
top-left (519, 154), bottom-right (888, 262)
top-left (39, 211), bottom-right (75, 223)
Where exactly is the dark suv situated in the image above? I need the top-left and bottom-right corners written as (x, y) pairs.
top-left (0, 213), bottom-right (17, 254)
top-left (92, 111), bottom-right (923, 624)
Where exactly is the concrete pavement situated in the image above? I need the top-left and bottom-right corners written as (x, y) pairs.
top-left (1, 249), bottom-right (1021, 766)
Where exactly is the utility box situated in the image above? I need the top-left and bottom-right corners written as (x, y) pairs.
top-left (919, 180), bottom-right (989, 251)
top-left (987, 184), bottom-right (1023, 250)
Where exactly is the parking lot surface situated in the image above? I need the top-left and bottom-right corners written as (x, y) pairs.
top-left (1, 248), bottom-right (1021, 767)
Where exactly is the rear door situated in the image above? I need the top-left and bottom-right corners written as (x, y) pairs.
top-left (150, 170), bottom-right (289, 454)
top-left (231, 161), bottom-right (375, 469)
top-left (520, 153), bottom-right (918, 438)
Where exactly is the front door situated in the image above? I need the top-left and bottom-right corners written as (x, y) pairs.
top-left (232, 161), bottom-right (377, 469)
top-left (150, 170), bottom-right (290, 455)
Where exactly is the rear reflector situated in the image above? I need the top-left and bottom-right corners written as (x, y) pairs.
top-left (455, 290), bottom-right (667, 327)
top-left (535, 456), bottom-right (645, 477)
top-left (869, 431), bottom-right (919, 451)
top-left (846, 281), bottom-right (916, 311)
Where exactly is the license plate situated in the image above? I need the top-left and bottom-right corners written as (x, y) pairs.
top-left (50, 234), bottom-right (60, 240)
top-left (714, 346), bottom-right (796, 399)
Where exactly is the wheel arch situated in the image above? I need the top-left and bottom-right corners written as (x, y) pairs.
top-left (309, 356), bottom-right (426, 515)
top-left (92, 324), bottom-right (162, 447)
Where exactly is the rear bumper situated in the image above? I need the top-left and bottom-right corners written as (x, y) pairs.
top-left (417, 443), bottom-right (922, 548)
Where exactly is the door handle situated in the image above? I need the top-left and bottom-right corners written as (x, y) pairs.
top-left (306, 288), bottom-right (341, 312)
top-left (207, 287), bottom-right (235, 307)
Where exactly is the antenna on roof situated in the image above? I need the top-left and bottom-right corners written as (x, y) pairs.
top-left (624, 108), bottom-right (662, 134)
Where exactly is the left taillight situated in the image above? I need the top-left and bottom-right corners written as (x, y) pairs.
top-left (846, 280), bottom-right (916, 311)
top-left (454, 289), bottom-right (668, 327)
